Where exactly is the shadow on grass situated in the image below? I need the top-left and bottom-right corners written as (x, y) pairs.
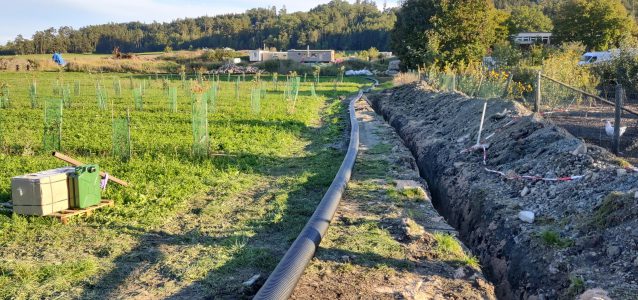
top-left (79, 99), bottom-right (349, 299)
top-left (77, 150), bottom-right (340, 299)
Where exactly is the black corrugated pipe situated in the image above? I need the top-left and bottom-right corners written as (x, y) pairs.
top-left (254, 80), bottom-right (377, 299)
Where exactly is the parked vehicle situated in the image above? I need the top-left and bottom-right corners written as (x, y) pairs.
top-left (578, 51), bottom-right (613, 66)
top-left (578, 50), bottom-right (625, 66)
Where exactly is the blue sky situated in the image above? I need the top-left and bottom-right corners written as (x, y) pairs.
top-left (0, 0), bottom-right (399, 45)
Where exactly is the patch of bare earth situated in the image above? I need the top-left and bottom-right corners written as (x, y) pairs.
top-left (291, 98), bottom-right (495, 299)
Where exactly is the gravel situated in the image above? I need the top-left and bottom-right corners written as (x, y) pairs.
top-left (369, 82), bottom-right (638, 299)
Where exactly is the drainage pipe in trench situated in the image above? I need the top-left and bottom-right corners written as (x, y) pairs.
top-left (254, 79), bottom-right (377, 300)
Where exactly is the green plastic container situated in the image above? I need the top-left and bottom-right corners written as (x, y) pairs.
top-left (68, 165), bottom-right (101, 209)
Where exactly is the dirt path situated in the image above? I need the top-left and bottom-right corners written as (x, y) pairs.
top-left (291, 98), bottom-right (495, 299)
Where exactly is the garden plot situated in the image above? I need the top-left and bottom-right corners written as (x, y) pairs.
top-left (0, 71), bottom-right (364, 299)
top-left (542, 103), bottom-right (638, 164)
top-left (369, 82), bottom-right (638, 299)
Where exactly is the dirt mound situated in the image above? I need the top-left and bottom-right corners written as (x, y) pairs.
top-left (369, 82), bottom-right (638, 299)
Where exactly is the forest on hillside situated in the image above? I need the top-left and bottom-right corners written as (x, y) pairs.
top-left (0, 0), bottom-right (396, 55)
top-left (1, 0), bottom-right (637, 56)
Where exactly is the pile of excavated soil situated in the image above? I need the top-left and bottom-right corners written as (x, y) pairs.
top-left (369, 82), bottom-right (638, 299)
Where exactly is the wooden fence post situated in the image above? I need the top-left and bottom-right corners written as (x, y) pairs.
top-left (503, 73), bottom-right (513, 98)
top-left (534, 71), bottom-right (541, 113)
top-left (613, 84), bottom-right (623, 155)
top-left (452, 74), bottom-right (457, 91)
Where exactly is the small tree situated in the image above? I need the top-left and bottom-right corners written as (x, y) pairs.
top-left (367, 47), bottom-right (380, 61)
top-left (391, 0), bottom-right (497, 69)
top-left (506, 5), bottom-right (553, 35)
top-left (554, 0), bottom-right (637, 50)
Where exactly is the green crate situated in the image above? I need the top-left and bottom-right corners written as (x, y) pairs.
top-left (68, 165), bottom-right (101, 209)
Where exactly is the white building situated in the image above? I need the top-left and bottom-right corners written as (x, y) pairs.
top-left (512, 32), bottom-right (552, 45)
top-left (249, 49), bottom-right (334, 63)
top-left (249, 50), bottom-right (288, 62)
top-left (287, 49), bottom-right (334, 63)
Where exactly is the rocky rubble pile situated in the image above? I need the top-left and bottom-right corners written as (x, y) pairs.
top-left (369, 82), bottom-right (638, 299)
top-left (214, 63), bottom-right (259, 74)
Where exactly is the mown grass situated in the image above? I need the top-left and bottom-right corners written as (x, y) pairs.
top-left (0, 71), bottom-right (366, 298)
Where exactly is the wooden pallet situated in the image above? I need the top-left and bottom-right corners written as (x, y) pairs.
top-left (49, 200), bottom-right (114, 224)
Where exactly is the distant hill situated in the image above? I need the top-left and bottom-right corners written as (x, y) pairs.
top-left (0, 0), bottom-right (396, 55)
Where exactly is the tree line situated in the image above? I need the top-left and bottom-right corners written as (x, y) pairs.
top-left (392, 0), bottom-right (638, 69)
top-left (0, 0), bottom-right (396, 55)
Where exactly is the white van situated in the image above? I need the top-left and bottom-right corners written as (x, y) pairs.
top-left (578, 52), bottom-right (613, 66)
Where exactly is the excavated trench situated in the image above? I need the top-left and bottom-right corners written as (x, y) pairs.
top-left (368, 83), bottom-right (638, 299)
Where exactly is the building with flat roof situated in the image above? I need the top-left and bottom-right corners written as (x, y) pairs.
top-left (249, 50), bottom-right (287, 62)
top-left (512, 32), bottom-right (552, 45)
top-left (287, 49), bottom-right (334, 63)
top-left (249, 49), bottom-right (335, 63)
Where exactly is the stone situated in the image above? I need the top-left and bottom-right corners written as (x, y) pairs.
top-left (521, 187), bottom-right (530, 197)
top-left (606, 246), bottom-right (620, 257)
top-left (518, 211), bottom-right (535, 223)
top-left (616, 169), bottom-right (627, 176)
top-left (571, 143), bottom-right (587, 156)
top-left (454, 162), bottom-right (464, 168)
top-left (457, 134), bottom-right (470, 143)
top-left (578, 288), bottom-right (611, 300)
top-left (454, 267), bottom-right (466, 279)
top-left (634, 257), bottom-right (638, 267)
top-left (242, 274), bottom-right (261, 287)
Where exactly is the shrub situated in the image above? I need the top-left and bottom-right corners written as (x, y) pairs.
top-left (255, 59), bottom-right (312, 75)
top-left (591, 49), bottom-right (638, 95)
top-left (492, 41), bottom-right (523, 69)
top-left (542, 43), bottom-right (597, 89)
top-left (541, 42), bottom-right (600, 108)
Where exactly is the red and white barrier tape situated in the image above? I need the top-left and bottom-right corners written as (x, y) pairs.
top-left (485, 168), bottom-right (584, 182)
top-left (626, 166), bottom-right (638, 173)
top-left (461, 143), bottom-right (489, 165)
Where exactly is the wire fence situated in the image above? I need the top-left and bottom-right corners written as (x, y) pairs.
top-left (534, 73), bottom-right (638, 162)
top-left (423, 66), bottom-right (638, 163)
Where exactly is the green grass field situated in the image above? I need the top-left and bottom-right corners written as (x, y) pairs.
top-left (0, 71), bottom-right (365, 299)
